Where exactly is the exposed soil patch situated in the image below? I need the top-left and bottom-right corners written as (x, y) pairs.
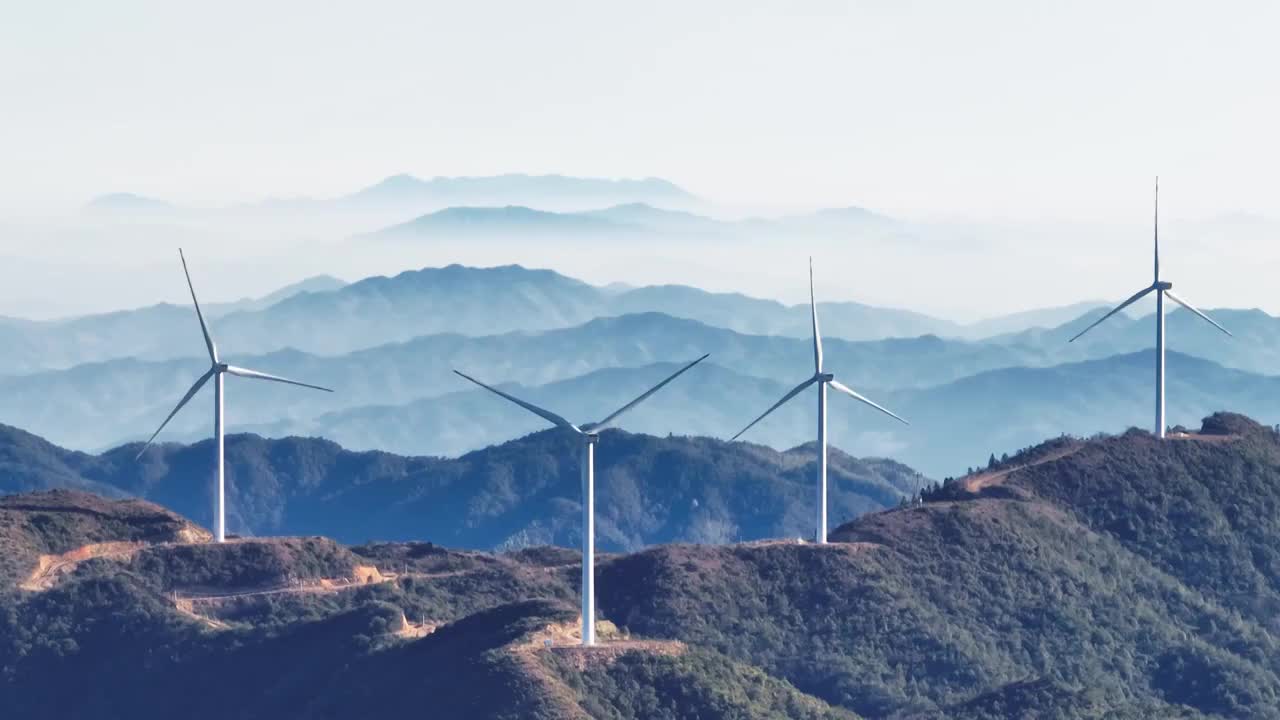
top-left (20, 541), bottom-right (147, 591)
top-left (962, 445), bottom-right (1084, 493)
top-left (1167, 431), bottom-right (1241, 444)
top-left (514, 618), bottom-right (686, 671)
top-left (548, 639), bottom-right (686, 671)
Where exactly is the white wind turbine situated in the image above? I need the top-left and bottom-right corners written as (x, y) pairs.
top-left (454, 354), bottom-right (708, 646)
top-left (1068, 178), bottom-right (1231, 438)
top-left (136, 250), bottom-right (334, 542)
top-left (731, 259), bottom-right (908, 544)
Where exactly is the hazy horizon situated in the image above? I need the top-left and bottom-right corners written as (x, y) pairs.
top-left (4, 1), bottom-right (1278, 319)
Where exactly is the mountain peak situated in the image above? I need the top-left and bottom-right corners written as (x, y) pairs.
top-left (82, 192), bottom-right (176, 215)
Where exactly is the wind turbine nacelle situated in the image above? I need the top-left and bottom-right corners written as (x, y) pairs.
top-left (817, 373), bottom-right (835, 382)
top-left (1155, 281), bottom-right (1173, 290)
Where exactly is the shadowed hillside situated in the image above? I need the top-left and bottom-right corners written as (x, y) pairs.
top-left (0, 424), bottom-right (924, 549)
top-left (6, 415), bottom-right (1280, 717)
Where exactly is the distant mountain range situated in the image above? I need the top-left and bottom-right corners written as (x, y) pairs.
top-left (5, 308), bottom-right (1277, 478)
top-left (361, 201), bottom-right (907, 244)
top-left (83, 173), bottom-right (699, 222)
top-left (244, 349), bottom-right (1280, 478)
top-left (0, 313), bottom-right (1051, 453)
top-left (991, 305), bottom-right (1280, 376)
top-left (0, 423), bottom-right (920, 550)
top-left (368, 205), bottom-right (634, 240)
top-left (0, 263), bottom-right (1143, 374)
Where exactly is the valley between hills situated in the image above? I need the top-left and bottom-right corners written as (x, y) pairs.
top-left (4, 412), bottom-right (1280, 718)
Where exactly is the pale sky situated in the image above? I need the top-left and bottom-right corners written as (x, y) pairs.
top-left (2, 0), bottom-right (1277, 221)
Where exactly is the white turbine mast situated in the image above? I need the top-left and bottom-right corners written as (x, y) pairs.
top-left (135, 249), bottom-right (334, 542)
top-left (731, 259), bottom-right (907, 544)
top-left (1068, 178), bottom-right (1231, 439)
top-left (455, 353), bottom-right (709, 646)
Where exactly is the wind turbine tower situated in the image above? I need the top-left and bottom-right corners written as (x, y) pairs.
top-left (136, 250), bottom-right (334, 541)
top-left (1068, 179), bottom-right (1231, 438)
top-left (731, 260), bottom-right (908, 544)
top-left (455, 354), bottom-right (708, 646)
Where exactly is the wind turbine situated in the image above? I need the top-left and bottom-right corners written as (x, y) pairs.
top-left (731, 259), bottom-right (908, 544)
top-left (1068, 178), bottom-right (1231, 439)
top-left (136, 250), bottom-right (334, 542)
top-left (454, 354), bottom-right (708, 646)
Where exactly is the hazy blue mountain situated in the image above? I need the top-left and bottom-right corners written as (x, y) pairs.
top-left (961, 300), bottom-right (1112, 338)
top-left (0, 423), bottom-right (920, 550)
top-left (795, 205), bottom-right (899, 227)
top-left (581, 202), bottom-right (722, 232)
top-left (0, 276), bottom-right (353, 373)
top-left (0, 264), bottom-right (968, 371)
top-left (82, 192), bottom-right (178, 216)
top-left (216, 264), bottom-right (607, 355)
top-left (993, 306), bottom-right (1280, 376)
top-left (0, 265), bottom-right (602, 372)
top-left (367, 205), bottom-right (633, 240)
top-left (207, 274), bottom-right (347, 316)
top-left (6, 261), bottom-right (1271, 382)
top-left (245, 361), bottom-right (790, 458)
top-left (608, 285), bottom-right (960, 339)
top-left (364, 201), bottom-right (910, 245)
top-left (248, 351), bottom-right (1280, 479)
top-left (83, 174), bottom-right (698, 221)
top-left (337, 173), bottom-right (695, 212)
top-left (880, 349), bottom-right (1280, 476)
top-left (0, 315), bottom-right (1045, 452)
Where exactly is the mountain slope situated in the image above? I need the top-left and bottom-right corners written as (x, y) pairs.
top-left (369, 205), bottom-right (635, 240)
top-left (0, 264), bottom-right (980, 373)
top-left (218, 350), bottom-right (1280, 479)
top-left (592, 415), bottom-right (1280, 718)
top-left (337, 173), bottom-right (695, 212)
top-left (0, 315), bottom-right (1039, 452)
top-left (0, 424), bottom-right (923, 549)
top-left (882, 350), bottom-right (1280, 477)
top-left (16, 262), bottom-right (1233, 377)
top-left (941, 412), bottom-right (1280, 629)
top-left (994, 305), bottom-right (1280, 376)
top-left (7, 415), bottom-right (1280, 717)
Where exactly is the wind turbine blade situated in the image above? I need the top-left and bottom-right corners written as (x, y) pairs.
top-left (809, 257), bottom-right (823, 373)
top-left (224, 365), bottom-right (335, 392)
top-left (585, 354), bottom-right (710, 432)
top-left (453, 370), bottom-right (578, 431)
top-left (179, 249), bottom-right (218, 363)
top-left (135, 369), bottom-right (214, 459)
top-left (1067, 285), bottom-right (1155, 343)
top-left (829, 379), bottom-right (909, 425)
top-left (730, 376), bottom-right (820, 441)
top-left (1164, 290), bottom-right (1232, 337)
top-left (1153, 176), bottom-right (1160, 282)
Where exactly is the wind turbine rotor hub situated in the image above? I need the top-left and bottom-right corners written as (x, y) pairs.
top-left (817, 373), bottom-right (835, 382)
top-left (1155, 281), bottom-right (1173, 290)
top-left (214, 363), bottom-right (229, 372)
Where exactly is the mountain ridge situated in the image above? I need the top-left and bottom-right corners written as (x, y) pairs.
top-left (5, 413), bottom-right (1280, 717)
top-left (0, 422), bottom-right (923, 550)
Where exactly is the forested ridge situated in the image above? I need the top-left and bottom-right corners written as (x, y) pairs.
top-left (2, 413), bottom-right (1279, 718)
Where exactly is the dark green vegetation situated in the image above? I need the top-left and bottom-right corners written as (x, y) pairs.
top-left (5, 413), bottom-right (1280, 717)
top-left (0, 490), bottom-right (204, 586)
top-left (0, 422), bottom-right (923, 548)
